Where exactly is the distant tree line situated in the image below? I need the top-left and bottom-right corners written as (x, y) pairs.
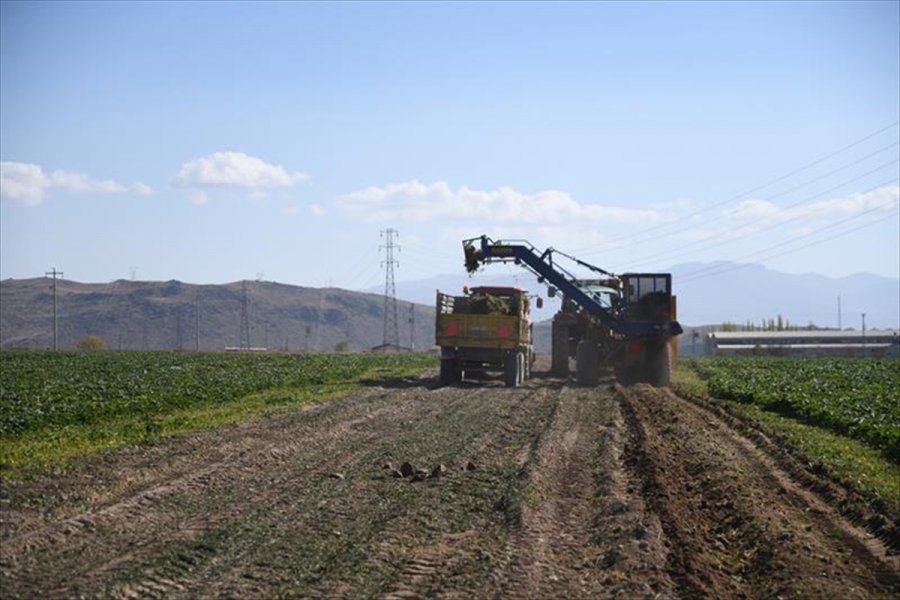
top-left (717, 315), bottom-right (818, 332)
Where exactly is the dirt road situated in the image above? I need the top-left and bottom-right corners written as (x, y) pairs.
top-left (2, 363), bottom-right (897, 598)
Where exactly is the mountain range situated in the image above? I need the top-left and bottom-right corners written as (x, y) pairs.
top-left (0, 278), bottom-right (434, 352)
top-left (1, 261), bottom-right (896, 353)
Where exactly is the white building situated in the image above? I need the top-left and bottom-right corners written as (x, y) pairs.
top-left (706, 330), bottom-right (900, 358)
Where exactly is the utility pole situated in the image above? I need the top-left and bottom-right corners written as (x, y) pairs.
top-left (45, 268), bottom-right (63, 351)
top-left (195, 298), bottom-right (200, 351)
top-left (837, 295), bottom-right (842, 330)
top-left (408, 304), bottom-right (415, 350)
top-left (239, 281), bottom-right (251, 350)
top-left (861, 313), bottom-right (867, 356)
top-left (176, 306), bottom-right (184, 350)
top-left (380, 228), bottom-right (400, 349)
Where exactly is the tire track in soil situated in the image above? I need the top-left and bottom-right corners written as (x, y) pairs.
top-left (677, 388), bottom-right (900, 555)
top-left (2, 375), bottom-right (565, 599)
top-left (0, 385), bottom-right (393, 544)
top-left (374, 378), bottom-right (561, 600)
top-left (109, 383), bottom-right (497, 600)
top-left (486, 380), bottom-right (677, 599)
top-left (618, 383), bottom-right (899, 599)
top-left (2, 385), bottom-right (465, 598)
top-left (5, 367), bottom-right (897, 599)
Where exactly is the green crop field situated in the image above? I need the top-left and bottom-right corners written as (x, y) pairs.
top-left (687, 357), bottom-right (900, 461)
top-left (678, 357), bottom-right (900, 511)
top-left (0, 350), bottom-right (436, 473)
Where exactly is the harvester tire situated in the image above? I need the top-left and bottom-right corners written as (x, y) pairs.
top-left (575, 340), bottom-right (600, 386)
top-left (646, 342), bottom-right (671, 387)
top-left (524, 349), bottom-right (532, 380)
top-left (551, 324), bottom-right (569, 377)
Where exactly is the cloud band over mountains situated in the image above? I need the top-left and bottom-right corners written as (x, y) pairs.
top-left (0, 161), bottom-right (153, 206)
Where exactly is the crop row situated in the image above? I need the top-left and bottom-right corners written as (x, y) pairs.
top-left (0, 351), bottom-right (435, 437)
top-left (687, 357), bottom-right (900, 461)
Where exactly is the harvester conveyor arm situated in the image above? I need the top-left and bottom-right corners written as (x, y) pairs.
top-left (468, 235), bottom-right (648, 335)
top-left (466, 235), bottom-right (681, 337)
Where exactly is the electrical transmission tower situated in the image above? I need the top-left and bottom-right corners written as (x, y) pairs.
top-left (239, 281), bottom-right (251, 350)
top-left (380, 228), bottom-right (400, 348)
top-left (45, 268), bottom-right (63, 351)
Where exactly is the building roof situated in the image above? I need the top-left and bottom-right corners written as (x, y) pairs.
top-left (709, 330), bottom-right (898, 340)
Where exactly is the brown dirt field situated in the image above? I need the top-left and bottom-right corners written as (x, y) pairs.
top-left (1, 361), bottom-right (897, 598)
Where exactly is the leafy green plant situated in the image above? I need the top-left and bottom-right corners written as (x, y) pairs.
top-left (0, 351), bottom-right (436, 473)
top-left (685, 357), bottom-right (900, 462)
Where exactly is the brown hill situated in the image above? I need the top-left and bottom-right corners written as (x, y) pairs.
top-left (0, 278), bottom-right (436, 352)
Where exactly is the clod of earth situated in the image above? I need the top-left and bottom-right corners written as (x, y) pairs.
top-left (465, 461), bottom-right (477, 471)
top-left (329, 472), bottom-right (345, 480)
top-left (431, 464), bottom-right (447, 478)
top-left (399, 462), bottom-right (415, 477)
top-left (413, 469), bottom-right (429, 482)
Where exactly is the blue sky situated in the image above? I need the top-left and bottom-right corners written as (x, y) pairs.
top-left (2, 1), bottom-right (898, 292)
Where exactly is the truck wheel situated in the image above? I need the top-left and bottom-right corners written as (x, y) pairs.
top-left (551, 324), bottom-right (569, 377)
top-left (440, 360), bottom-right (460, 385)
top-left (646, 342), bottom-right (671, 387)
top-left (524, 349), bottom-right (532, 380)
top-left (504, 353), bottom-right (520, 388)
top-left (575, 340), bottom-right (600, 386)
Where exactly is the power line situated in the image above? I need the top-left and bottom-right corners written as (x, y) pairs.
top-left (678, 209), bottom-right (899, 284)
top-left (679, 196), bottom-right (898, 281)
top-left (624, 167), bottom-right (899, 270)
top-left (587, 148), bottom-right (900, 263)
top-left (573, 120), bottom-right (900, 256)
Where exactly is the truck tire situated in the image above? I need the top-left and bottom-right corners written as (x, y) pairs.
top-left (504, 353), bottom-right (521, 388)
top-left (439, 360), bottom-right (460, 385)
top-left (575, 340), bottom-right (600, 386)
top-left (646, 342), bottom-right (671, 387)
top-left (551, 323), bottom-right (569, 377)
top-left (524, 349), bottom-right (532, 380)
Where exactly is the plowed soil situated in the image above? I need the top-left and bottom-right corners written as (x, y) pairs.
top-left (2, 361), bottom-right (897, 599)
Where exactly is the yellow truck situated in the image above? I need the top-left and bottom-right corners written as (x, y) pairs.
top-left (435, 286), bottom-right (534, 387)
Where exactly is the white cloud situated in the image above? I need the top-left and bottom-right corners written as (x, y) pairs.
top-left (723, 186), bottom-right (900, 222)
top-left (722, 198), bottom-right (780, 220)
top-left (188, 190), bottom-right (209, 205)
top-left (1, 162), bottom-right (150, 206)
top-left (50, 169), bottom-right (128, 193)
top-left (132, 182), bottom-right (154, 195)
top-left (336, 180), bottom-right (660, 225)
top-left (0, 161), bottom-right (50, 206)
top-left (281, 204), bottom-right (324, 217)
top-left (0, 161), bottom-right (153, 206)
top-left (173, 151), bottom-right (308, 190)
